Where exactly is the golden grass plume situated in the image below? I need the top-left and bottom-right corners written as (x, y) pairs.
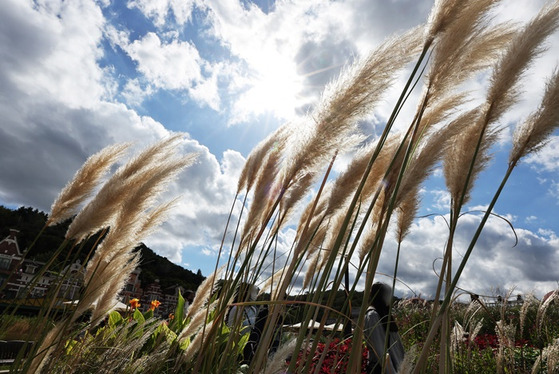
top-left (47, 142), bottom-right (129, 226)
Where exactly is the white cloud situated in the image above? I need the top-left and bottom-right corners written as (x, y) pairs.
top-left (126, 33), bottom-right (202, 90)
top-left (525, 136), bottom-right (559, 172)
top-left (123, 32), bottom-right (221, 109)
top-left (0, 0), bottom-right (246, 273)
top-left (138, 141), bottom-right (247, 262)
top-left (538, 228), bottom-right (557, 240)
top-left (121, 78), bottom-right (154, 107)
top-left (525, 215), bottom-right (538, 223)
top-left (3, 0), bottom-right (110, 108)
top-left (201, 0), bottom-right (433, 125)
top-left (220, 149), bottom-right (245, 187)
top-left (428, 189), bottom-right (451, 211)
top-left (189, 64), bottom-right (221, 111)
top-left (202, 248), bottom-right (213, 256)
top-left (260, 205), bottom-right (559, 300)
top-left (375, 212), bottom-right (559, 300)
top-left (127, 0), bottom-right (196, 27)
top-left (104, 23), bottom-right (130, 49)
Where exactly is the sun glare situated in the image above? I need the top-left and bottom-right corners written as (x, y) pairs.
top-left (244, 54), bottom-right (304, 120)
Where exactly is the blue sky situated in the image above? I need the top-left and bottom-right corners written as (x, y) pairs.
top-left (1, 0), bottom-right (559, 300)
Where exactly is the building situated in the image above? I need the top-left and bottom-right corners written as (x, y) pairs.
top-left (0, 229), bottom-right (56, 299)
top-left (0, 229), bottom-right (24, 297)
top-left (120, 267), bottom-right (142, 303)
top-left (57, 260), bottom-right (85, 300)
top-left (141, 279), bottom-right (164, 317)
top-left (1, 228), bottom-right (198, 320)
top-left (0, 229), bottom-right (84, 301)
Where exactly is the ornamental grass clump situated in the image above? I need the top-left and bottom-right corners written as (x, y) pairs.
top-left (6, 135), bottom-right (198, 373)
top-left (5, 0), bottom-right (559, 373)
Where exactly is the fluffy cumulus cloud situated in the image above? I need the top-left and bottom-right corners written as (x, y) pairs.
top-left (126, 33), bottom-right (203, 90)
top-left (123, 32), bottom-right (221, 110)
top-left (525, 136), bottom-right (559, 172)
top-left (127, 0), bottom-right (196, 27)
top-left (140, 141), bottom-right (245, 264)
top-left (0, 0), bottom-right (242, 268)
top-left (129, 0), bottom-right (427, 124)
top-left (522, 137), bottom-right (559, 204)
top-left (372, 212), bottom-right (559, 300)
top-left (1, 0), bottom-right (109, 108)
top-left (246, 204), bottom-right (558, 299)
top-left (426, 189), bottom-right (451, 211)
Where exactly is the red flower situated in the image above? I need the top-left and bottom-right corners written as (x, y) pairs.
top-left (290, 338), bottom-right (369, 374)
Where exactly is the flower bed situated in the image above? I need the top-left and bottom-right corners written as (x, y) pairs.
top-left (290, 338), bottom-right (369, 374)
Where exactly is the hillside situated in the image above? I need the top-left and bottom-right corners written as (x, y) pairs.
top-left (0, 205), bottom-right (205, 293)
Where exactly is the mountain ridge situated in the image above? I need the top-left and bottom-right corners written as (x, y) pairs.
top-left (0, 205), bottom-right (205, 294)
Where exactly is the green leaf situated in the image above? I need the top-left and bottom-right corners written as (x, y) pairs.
top-left (64, 339), bottom-right (78, 354)
top-left (237, 332), bottom-right (249, 354)
top-left (108, 310), bottom-right (123, 328)
top-left (179, 336), bottom-right (190, 350)
top-left (143, 309), bottom-right (154, 320)
top-left (170, 289), bottom-right (186, 332)
top-left (133, 308), bottom-right (146, 324)
top-left (158, 322), bottom-right (177, 345)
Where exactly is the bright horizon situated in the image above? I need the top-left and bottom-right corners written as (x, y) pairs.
top-left (1, 0), bottom-right (558, 300)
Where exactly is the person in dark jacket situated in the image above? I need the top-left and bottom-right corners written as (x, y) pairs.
top-left (364, 282), bottom-right (405, 374)
top-left (241, 297), bottom-right (283, 365)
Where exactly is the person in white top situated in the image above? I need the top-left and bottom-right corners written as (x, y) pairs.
top-left (364, 282), bottom-right (405, 374)
top-left (227, 283), bottom-right (259, 333)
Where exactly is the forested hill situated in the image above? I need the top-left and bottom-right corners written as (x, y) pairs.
top-left (0, 206), bottom-right (205, 292)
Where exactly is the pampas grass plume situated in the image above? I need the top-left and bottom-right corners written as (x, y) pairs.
top-left (90, 253), bottom-right (140, 323)
top-left (178, 301), bottom-right (217, 342)
top-left (425, 0), bottom-right (465, 45)
top-left (47, 143), bottom-right (129, 226)
top-left (282, 26), bottom-right (423, 190)
top-left (537, 289), bottom-right (558, 333)
top-left (396, 188), bottom-right (420, 243)
top-left (238, 124), bottom-right (290, 193)
top-left (66, 134), bottom-right (187, 241)
top-left (264, 337), bottom-right (297, 374)
top-left (186, 267), bottom-right (223, 319)
top-left (487, 1), bottom-right (559, 124)
top-left (510, 67), bottom-right (559, 164)
top-left (183, 320), bottom-right (214, 362)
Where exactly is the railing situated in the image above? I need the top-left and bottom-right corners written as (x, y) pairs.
top-left (0, 340), bottom-right (34, 367)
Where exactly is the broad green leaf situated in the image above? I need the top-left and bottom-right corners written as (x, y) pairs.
top-left (171, 289), bottom-right (186, 332)
top-left (143, 309), bottom-right (154, 320)
top-left (157, 322), bottom-right (177, 345)
top-left (133, 308), bottom-right (145, 324)
top-left (108, 310), bottom-right (123, 328)
top-left (179, 336), bottom-right (190, 350)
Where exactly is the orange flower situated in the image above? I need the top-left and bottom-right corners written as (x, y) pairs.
top-left (168, 313), bottom-right (175, 320)
top-left (129, 298), bottom-right (140, 310)
top-left (149, 299), bottom-right (161, 311)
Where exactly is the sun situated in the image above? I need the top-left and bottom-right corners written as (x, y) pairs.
top-left (240, 53), bottom-right (304, 120)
